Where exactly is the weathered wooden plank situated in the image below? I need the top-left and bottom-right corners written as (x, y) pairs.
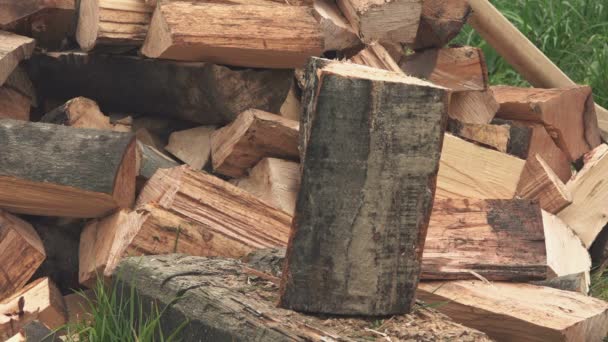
top-left (280, 58), bottom-right (448, 315)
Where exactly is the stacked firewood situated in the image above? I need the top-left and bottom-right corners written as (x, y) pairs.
top-left (1, 0), bottom-right (608, 341)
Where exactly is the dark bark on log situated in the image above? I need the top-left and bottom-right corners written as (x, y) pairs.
top-left (136, 141), bottom-right (179, 180)
top-left (27, 52), bottom-right (293, 125)
top-left (280, 58), bottom-right (448, 315)
top-left (0, 119), bottom-right (135, 217)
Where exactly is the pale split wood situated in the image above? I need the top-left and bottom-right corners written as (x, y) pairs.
top-left (436, 134), bottom-right (526, 199)
top-left (447, 120), bottom-right (512, 153)
top-left (313, 0), bottom-right (360, 51)
top-left (231, 158), bottom-right (300, 215)
top-left (558, 144), bottom-right (608, 247)
top-left (0, 31), bottom-right (35, 86)
top-left (279, 83), bottom-right (301, 121)
top-left (211, 109), bottom-right (299, 178)
top-left (0, 210), bottom-right (45, 301)
top-left (337, 0), bottom-right (422, 44)
top-left (349, 42), bottom-right (403, 73)
top-left (0, 278), bottom-right (66, 341)
top-left (141, 1), bottom-right (323, 68)
top-left (448, 90), bottom-right (498, 124)
top-left (165, 126), bottom-right (216, 170)
top-left (40, 97), bottom-right (126, 131)
top-left (417, 281), bottom-right (608, 342)
top-left (516, 154), bottom-right (572, 214)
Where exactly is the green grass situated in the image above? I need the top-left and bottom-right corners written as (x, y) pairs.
top-left (453, 0), bottom-right (608, 107)
top-left (63, 274), bottom-right (187, 342)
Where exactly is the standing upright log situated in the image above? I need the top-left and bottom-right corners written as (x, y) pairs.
top-left (279, 58), bottom-right (448, 315)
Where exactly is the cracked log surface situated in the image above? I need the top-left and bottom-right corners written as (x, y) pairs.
top-left (280, 58), bottom-right (448, 315)
top-left (115, 254), bottom-right (490, 342)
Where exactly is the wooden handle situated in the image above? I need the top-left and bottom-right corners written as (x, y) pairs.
top-left (467, 0), bottom-right (608, 134)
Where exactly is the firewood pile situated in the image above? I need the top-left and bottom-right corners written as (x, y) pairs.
top-left (2, 0), bottom-right (608, 341)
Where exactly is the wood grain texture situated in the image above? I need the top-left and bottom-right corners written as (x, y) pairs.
top-left (280, 58), bottom-right (448, 315)
top-left (40, 97), bottom-right (124, 131)
top-left (401, 46), bottom-right (487, 92)
top-left (559, 144), bottom-right (608, 247)
top-left (493, 85), bottom-right (601, 161)
top-left (279, 83), bottom-right (301, 121)
top-left (0, 211), bottom-right (45, 301)
top-left (135, 141), bottom-right (179, 180)
top-left (27, 52), bottom-right (292, 125)
top-left (337, 0), bottom-right (422, 44)
top-left (417, 280), bottom-right (608, 342)
top-left (0, 31), bottom-right (34, 86)
top-left (413, 0), bottom-right (471, 50)
top-left (0, 278), bottom-right (66, 340)
top-left (211, 109), bottom-right (299, 178)
top-left (313, 0), bottom-right (360, 51)
top-left (350, 42), bottom-right (402, 73)
top-left (0, 119), bottom-right (135, 217)
top-left (517, 154), bottom-right (572, 214)
top-left (447, 119), bottom-right (518, 154)
top-left (115, 254), bottom-right (491, 341)
top-left (77, 0), bottom-right (153, 51)
top-left (448, 90), bottom-right (498, 124)
top-left (423, 199), bottom-right (548, 281)
top-left (436, 134), bottom-right (526, 199)
top-left (0, 86), bottom-right (30, 120)
top-left (165, 126), bottom-right (215, 170)
top-left (231, 158), bottom-right (300, 215)
top-left (532, 273), bottom-right (588, 294)
top-left (0, 0), bottom-right (74, 26)
top-left (142, 1), bottom-right (323, 68)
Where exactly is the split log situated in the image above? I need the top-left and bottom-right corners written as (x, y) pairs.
top-left (0, 31), bottom-right (35, 86)
top-left (448, 90), bottom-right (499, 124)
top-left (417, 281), bottom-right (608, 342)
top-left (349, 42), bottom-right (402, 73)
top-left (115, 254), bottom-right (491, 342)
top-left (0, 119), bottom-right (136, 217)
top-left (27, 52), bottom-right (293, 125)
top-left (0, 211), bottom-right (45, 301)
top-left (0, 278), bottom-right (66, 341)
top-left (141, 1), bottom-right (323, 68)
top-left (337, 0), bottom-right (422, 44)
top-left (493, 85), bottom-right (601, 161)
top-left (413, 0), bottom-right (471, 50)
top-left (559, 144), bottom-right (608, 247)
top-left (400, 47), bottom-right (488, 91)
top-left (541, 211), bottom-right (591, 290)
top-left (40, 97), bottom-right (127, 131)
top-left (79, 166), bottom-right (292, 286)
top-left (280, 58), bottom-right (448, 315)
top-left (0, 0), bottom-right (74, 26)
top-left (436, 134), bottom-right (526, 199)
top-left (211, 109), bottom-right (299, 178)
top-left (165, 126), bottom-right (216, 170)
top-left (135, 127), bottom-right (164, 151)
top-left (313, 0), bottom-right (360, 51)
top-left (279, 83), bottom-right (301, 121)
top-left (232, 158), bottom-right (300, 215)
top-left (77, 0), bottom-right (153, 51)
top-left (516, 154), bottom-right (572, 214)
top-left (446, 119), bottom-right (528, 154)
top-left (422, 199), bottom-right (548, 281)
top-left (136, 141), bottom-right (179, 180)
top-left (532, 273), bottom-right (589, 294)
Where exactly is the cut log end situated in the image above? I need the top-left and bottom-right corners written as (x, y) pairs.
top-left (75, 0), bottom-right (100, 51)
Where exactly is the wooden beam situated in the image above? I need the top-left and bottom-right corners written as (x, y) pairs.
top-left (165, 126), bottom-right (216, 170)
top-left (417, 281), bottom-right (608, 341)
top-left (0, 31), bottom-right (35, 86)
top-left (313, 0), bottom-right (360, 51)
top-left (279, 58), bottom-right (448, 315)
top-left (436, 133), bottom-right (526, 199)
top-left (336, 0), bottom-right (422, 44)
top-left (28, 52), bottom-right (293, 125)
top-left (493, 86), bottom-right (601, 162)
top-left (0, 211), bottom-right (45, 301)
top-left (232, 158), bottom-right (300, 215)
top-left (0, 119), bottom-right (135, 218)
top-left (413, 0), bottom-right (471, 50)
top-left (448, 90), bottom-right (498, 124)
top-left (516, 154), bottom-right (572, 214)
top-left (0, 278), bottom-right (66, 341)
top-left (211, 109), bottom-right (299, 178)
top-left (141, 1), bottom-right (323, 68)
top-left (467, 0), bottom-right (608, 137)
top-left (400, 47), bottom-right (488, 91)
top-left (423, 199), bottom-right (548, 281)
top-left (77, 0), bottom-right (153, 51)
top-left (559, 144), bottom-right (608, 248)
